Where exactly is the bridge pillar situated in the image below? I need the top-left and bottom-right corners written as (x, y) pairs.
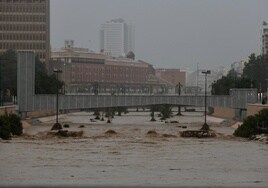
top-left (19, 112), bottom-right (28, 119)
top-left (235, 108), bottom-right (247, 121)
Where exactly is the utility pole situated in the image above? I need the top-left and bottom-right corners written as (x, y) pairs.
top-left (196, 63), bottom-right (199, 96)
top-left (201, 70), bottom-right (211, 131)
top-left (177, 82), bottom-right (182, 116)
top-left (51, 68), bottom-right (62, 130)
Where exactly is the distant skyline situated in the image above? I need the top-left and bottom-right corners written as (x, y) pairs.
top-left (100, 18), bottom-right (135, 57)
top-left (50, 0), bottom-right (268, 72)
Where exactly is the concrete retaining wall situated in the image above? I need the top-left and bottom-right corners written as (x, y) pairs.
top-left (247, 104), bottom-right (268, 116)
top-left (212, 107), bottom-right (235, 119)
top-left (0, 106), bottom-right (16, 115)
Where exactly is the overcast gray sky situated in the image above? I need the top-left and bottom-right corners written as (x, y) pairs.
top-left (50, 0), bottom-right (268, 71)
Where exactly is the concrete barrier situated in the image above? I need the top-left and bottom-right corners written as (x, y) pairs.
top-left (0, 106), bottom-right (16, 115)
top-left (247, 104), bottom-right (268, 116)
top-left (212, 107), bottom-right (235, 119)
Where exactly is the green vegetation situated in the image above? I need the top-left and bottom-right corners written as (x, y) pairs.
top-left (35, 56), bottom-right (64, 94)
top-left (159, 104), bottom-right (173, 120)
top-left (0, 115), bottom-right (11, 140)
top-left (211, 69), bottom-right (253, 95)
top-left (243, 54), bottom-right (268, 93)
top-left (234, 108), bottom-right (268, 138)
top-left (208, 107), bottom-right (214, 115)
top-left (0, 113), bottom-right (23, 140)
top-left (0, 50), bottom-right (17, 97)
top-left (149, 104), bottom-right (174, 121)
top-left (0, 49), bottom-right (64, 97)
top-left (115, 107), bottom-right (128, 116)
top-left (211, 53), bottom-right (268, 95)
top-left (126, 51), bottom-right (135, 60)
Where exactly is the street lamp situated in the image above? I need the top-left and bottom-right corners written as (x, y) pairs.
top-left (52, 68), bottom-right (62, 130)
top-left (63, 62), bottom-right (66, 94)
top-left (201, 70), bottom-right (211, 130)
top-left (177, 82), bottom-right (182, 116)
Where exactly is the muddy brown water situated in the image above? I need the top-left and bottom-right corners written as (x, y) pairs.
top-left (1, 112), bottom-right (267, 187)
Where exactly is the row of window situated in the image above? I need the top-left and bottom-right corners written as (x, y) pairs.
top-left (72, 66), bottom-right (146, 74)
top-left (0, 42), bottom-right (46, 50)
top-left (0, 4), bottom-right (47, 13)
top-left (74, 73), bottom-right (144, 79)
top-left (0, 23), bottom-right (46, 31)
top-left (71, 57), bottom-right (105, 64)
top-left (0, 33), bottom-right (46, 40)
top-left (71, 75), bottom-right (146, 83)
top-left (0, 0), bottom-right (46, 2)
top-left (36, 52), bottom-right (46, 60)
top-left (0, 14), bottom-right (46, 22)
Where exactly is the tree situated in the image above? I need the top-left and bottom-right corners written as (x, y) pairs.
top-left (243, 53), bottom-right (268, 92)
top-left (126, 51), bottom-right (135, 60)
top-left (35, 56), bottom-right (64, 94)
top-left (211, 69), bottom-right (253, 95)
top-left (234, 108), bottom-right (268, 137)
top-left (159, 104), bottom-right (173, 120)
top-left (0, 113), bottom-right (23, 140)
top-left (0, 50), bottom-right (17, 97)
top-left (0, 49), bottom-right (64, 96)
top-left (211, 53), bottom-right (268, 95)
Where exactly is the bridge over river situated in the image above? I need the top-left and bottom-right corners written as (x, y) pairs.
top-left (17, 51), bottom-right (257, 119)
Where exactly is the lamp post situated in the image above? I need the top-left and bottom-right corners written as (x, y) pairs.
top-left (52, 68), bottom-right (62, 130)
top-left (177, 82), bottom-right (182, 115)
top-left (201, 70), bottom-right (211, 130)
top-left (63, 62), bottom-right (66, 94)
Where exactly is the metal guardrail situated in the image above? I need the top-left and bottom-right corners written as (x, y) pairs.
top-left (257, 121), bottom-right (268, 131)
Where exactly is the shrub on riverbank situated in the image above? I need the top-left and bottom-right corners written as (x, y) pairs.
top-left (234, 108), bottom-right (268, 138)
top-left (0, 116), bottom-right (11, 140)
top-left (0, 113), bottom-right (23, 140)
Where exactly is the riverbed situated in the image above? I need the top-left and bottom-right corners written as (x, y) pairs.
top-left (0, 111), bottom-right (267, 187)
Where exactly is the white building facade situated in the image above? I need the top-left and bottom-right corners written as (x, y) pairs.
top-left (231, 60), bottom-right (246, 76)
top-left (262, 21), bottom-right (268, 55)
top-left (100, 18), bottom-right (135, 57)
top-left (186, 67), bottom-right (227, 95)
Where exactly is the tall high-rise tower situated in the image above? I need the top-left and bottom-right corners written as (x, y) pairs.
top-left (100, 18), bottom-right (135, 57)
top-left (0, 0), bottom-right (50, 64)
top-left (262, 21), bottom-right (268, 55)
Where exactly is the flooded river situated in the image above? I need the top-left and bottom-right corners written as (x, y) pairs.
top-left (0, 112), bottom-right (267, 187)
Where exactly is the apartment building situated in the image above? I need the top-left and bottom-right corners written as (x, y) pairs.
top-left (262, 21), bottom-right (268, 55)
top-left (156, 68), bottom-right (186, 86)
top-left (49, 41), bottom-right (170, 94)
top-left (100, 18), bottom-right (135, 57)
top-left (0, 0), bottom-right (50, 64)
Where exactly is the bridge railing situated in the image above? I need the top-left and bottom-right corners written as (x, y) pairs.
top-left (28, 94), bottom-right (234, 111)
top-left (17, 51), bottom-right (257, 114)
